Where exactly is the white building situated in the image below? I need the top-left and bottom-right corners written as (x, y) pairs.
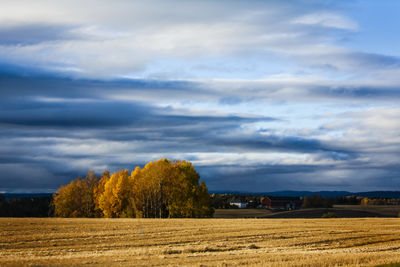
top-left (230, 200), bottom-right (247, 209)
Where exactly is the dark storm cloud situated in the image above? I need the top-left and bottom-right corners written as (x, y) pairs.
top-left (197, 158), bottom-right (400, 192)
top-left (351, 52), bottom-right (400, 69)
top-left (197, 163), bottom-right (336, 192)
top-left (311, 85), bottom-right (400, 99)
top-left (0, 69), bottom-right (399, 192)
top-left (0, 24), bottom-right (77, 45)
top-left (0, 99), bottom-right (150, 128)
top-left (209, 135), bottom-right (338, 153)
top-left (0, 105), bottom-right (341, 156)
top-left (0, 68), bottom-right (209, 101)
top-left (2, 66), bottom-right (400, 108)
top-left (0, 97), bottom-right (274, 129)
top-left (1, 1), bottom-right (400, 193)
top-left (0, 75), bottom-right (349, 157)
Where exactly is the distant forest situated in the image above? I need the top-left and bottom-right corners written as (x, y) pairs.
top-left (2, 162), bottom-right (400, 217)
top-left (0, 194), bottom-right (53, 217)
top-left (2, 192), bottom-right (400, 218)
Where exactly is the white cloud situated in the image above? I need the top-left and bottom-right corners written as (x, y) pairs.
top-left (292, 12), bottom-right (358, 30)
top-left (0, 0), bottom-right (368, 78)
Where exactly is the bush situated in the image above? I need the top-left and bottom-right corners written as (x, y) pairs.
top-left (321, 212), bottom-right (337, 218)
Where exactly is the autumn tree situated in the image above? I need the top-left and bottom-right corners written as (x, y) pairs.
top-left (55, 159), bottom-right (213, 218)
top-left (168, 160), bottom-right (213, 218)
top-left (131, 159), bottom-right (176, 218)
top-left (129, 159), bottom-right (213, 218)
top-left (131, 166), bottom-right (145, 217)
top-left (53, 171), bottom-right (99, 217)
top-left (193, 181), bottom-right (214, 217)
top-left (53, 180), bottom-right (80, 217)
top-left (93, 170), bottom-right (110, 217)
top-left (98, 170), bottom-right (135, 218)
top-left (82, 170), bottom-right (98, 217)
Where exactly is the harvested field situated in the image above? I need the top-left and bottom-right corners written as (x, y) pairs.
top-left (1, 218), bottom-right (400, 266)
top-left (214, 205), bottom-right (400, 219)
top-left (266, 208), bottom-right (391, 218)
top-left (214, 209), bottom-right (274, 218)
top-left (334, 205), bottom-right (400, 217)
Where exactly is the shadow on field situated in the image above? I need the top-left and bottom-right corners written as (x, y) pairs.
top-left (214, 205), bottom-right (400, 219)
top-left (263, 208), bottom-right (392, 218)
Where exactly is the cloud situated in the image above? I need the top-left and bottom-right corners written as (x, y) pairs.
top-left (0, 0), bottom-right (369, 77)
top-left (1, 1), bottom-right (400, 192)
top-left (0, 24), bottom-right (79, 45)
top-left (292, 12), bottom-right (358, 30)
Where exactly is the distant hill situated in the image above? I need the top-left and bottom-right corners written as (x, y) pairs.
top-left (210, 190), bottom-right (400, 198)
top-left (263, 191), bottom-right (352, 198)
top-left (3, 191), bottom-right (400, 200)
top-left (353, 191), bottom-right (400, 198)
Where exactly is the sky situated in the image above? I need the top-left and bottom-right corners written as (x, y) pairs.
top-left (1, 0), bottom-right (400, 193)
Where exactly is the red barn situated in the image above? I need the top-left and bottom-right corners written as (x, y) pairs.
top-left (262, 196), bottom-right (302, 210)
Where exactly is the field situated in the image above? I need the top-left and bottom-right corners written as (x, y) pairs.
top-left (1, 218), bottom-right (400, 266)
top-left (214, 208), bottom-right (274, 218)
top-left (334, 205), bottom-right (400, 217)
top-left (214, 205), bottom-right (400, 218)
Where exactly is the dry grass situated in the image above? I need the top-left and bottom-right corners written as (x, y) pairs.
top-left (214, 209), bottom-right (274, 218)
top-left (1, 218), bottom-right (400, 266)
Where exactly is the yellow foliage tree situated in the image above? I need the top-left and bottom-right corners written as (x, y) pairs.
top-left (361, 198), bottom-right (369, 205)
top-left (98, 170), bottom-right (135, 218)
top-left (168, 161), bottom-right (213, 218)
top-left (131, 159), bottom-right (175, 218)
top-left (93, 170), bottom-right (110, 217)
top-left (130, 159), bottom-right (213, 218)
top-left (53, 171), bottom-right (98, 218)
top-left (54, 159), bottom-right (213, 218)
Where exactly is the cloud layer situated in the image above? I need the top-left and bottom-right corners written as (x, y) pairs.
top-left (1, 1), bottom-right (400, 192)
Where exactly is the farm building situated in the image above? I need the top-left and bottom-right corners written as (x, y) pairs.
top-left (262, 196), bottom-right (302, 210)
top-left (230, 200), bottom-right (247, 209)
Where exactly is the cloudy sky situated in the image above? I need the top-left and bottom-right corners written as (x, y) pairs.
top-left (1, 0), bottom-right (400, 192)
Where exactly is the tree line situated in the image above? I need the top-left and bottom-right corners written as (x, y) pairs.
top-left (210, 194), bottom-right (352, 209)
top-left (302, 195), bottom-right (334, 208)
top-left (361, 197), bottom-right (400, 205)
top-left (0, 195), bottom-right (53, 217)
top-left (53, 159), bottom-right (214, 218)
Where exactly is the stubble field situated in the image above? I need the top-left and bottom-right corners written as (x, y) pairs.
top-left (1, 218), bottom-right (400, 266)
